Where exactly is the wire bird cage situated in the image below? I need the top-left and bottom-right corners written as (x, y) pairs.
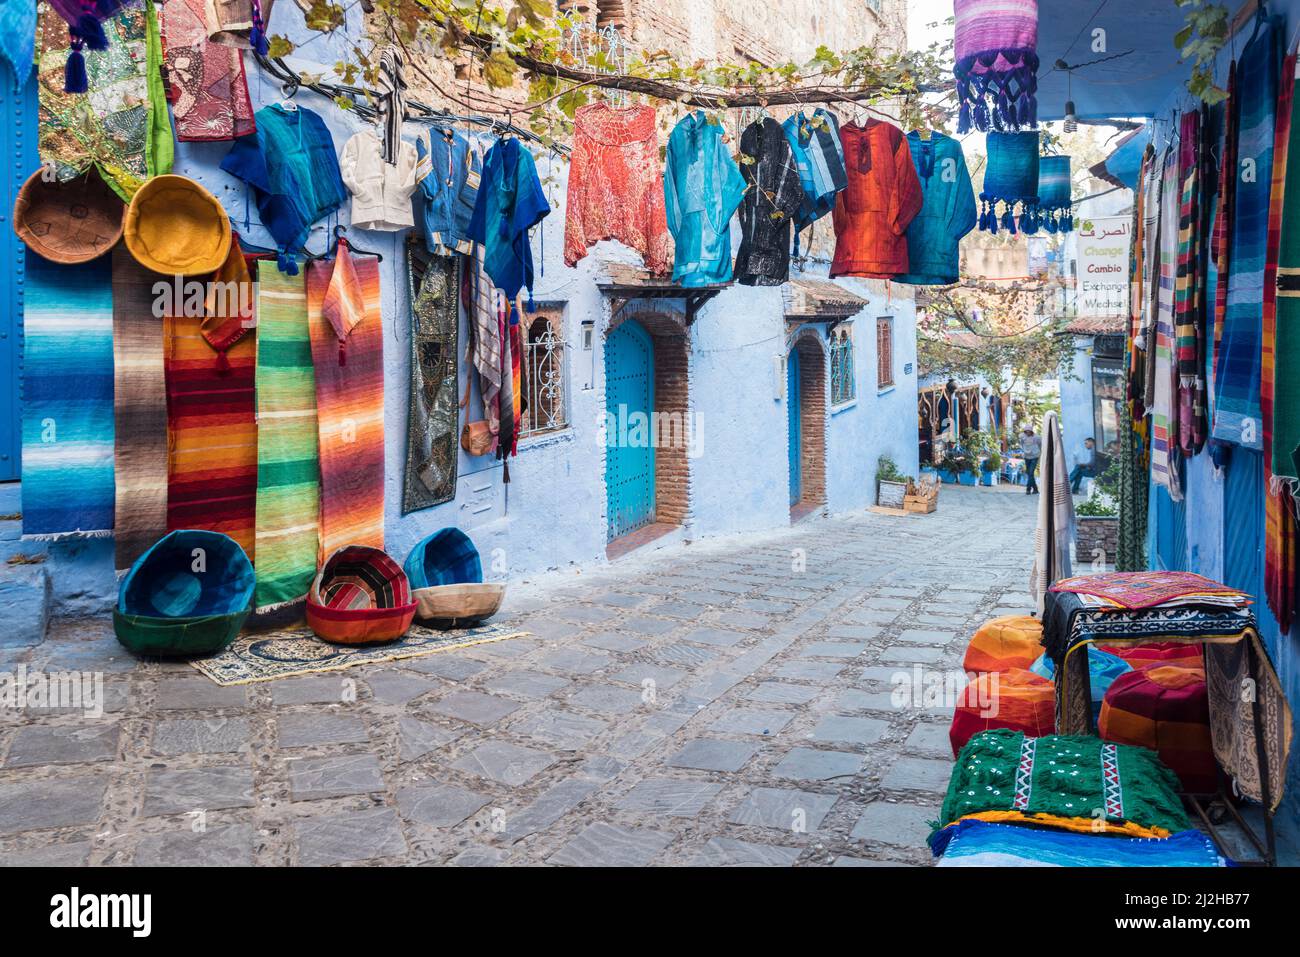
top-left (561, 17), bottom-right (632, 108)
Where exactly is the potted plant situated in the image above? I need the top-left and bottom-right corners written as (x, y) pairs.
top-left (938, 450), bottom-right (975, 485)
top-left (876, 455), bottom-right (912, 508)
top-left (980, 449), bottom-right (1001, 487)
top-left (1075, 461), bottom-right (1120, 565)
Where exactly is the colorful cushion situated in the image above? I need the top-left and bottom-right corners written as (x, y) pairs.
top-left (950, 667), bottom-right (1055, 757)
top-left (963, 615), bottom-right (1043, 673)
top-left (307, 545), bottom-right (417, 645)
top-left (1100, 666), bottom-right (1218, 795)
top-left (1032, 647), bottom-right (1132, 721)
top-left (1101, 641), bottom-right (1205, 676)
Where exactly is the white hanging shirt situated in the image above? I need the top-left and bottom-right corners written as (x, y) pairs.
top-left (340, 131), bottom-right (423, 232)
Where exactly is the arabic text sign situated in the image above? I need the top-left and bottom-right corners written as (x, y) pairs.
top-left (1076, 216), bottom-right (1131, 318)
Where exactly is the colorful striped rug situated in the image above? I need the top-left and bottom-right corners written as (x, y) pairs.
top-left (307, 246), bottom-right (386, 558)
top-left (164, 297), bottom-right (258, 560)
top-left (254, 269), bottom-right (320, 612)
top-left (21, 254), bottom-right (115, 540)
top-left (110, 248), bottom-right (169, 571)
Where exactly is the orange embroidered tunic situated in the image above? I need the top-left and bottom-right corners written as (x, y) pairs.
top-left (564, 103), bottom-right (672, 274)
top-left (830, 120), bottom-right (925, 279)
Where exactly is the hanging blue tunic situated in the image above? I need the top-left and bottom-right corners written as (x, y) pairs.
top-left (896, 132), bottom-right (977, 286)
top-left (663, 111), bottom-right (746, 287)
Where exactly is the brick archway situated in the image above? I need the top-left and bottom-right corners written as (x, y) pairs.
top-left (788, 329), bottom-right (827, 518)
top-left (605, 311), bottom-right (692, 553)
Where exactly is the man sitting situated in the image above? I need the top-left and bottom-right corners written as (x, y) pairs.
top-left (1070, 436), bottom-right (1098, 494)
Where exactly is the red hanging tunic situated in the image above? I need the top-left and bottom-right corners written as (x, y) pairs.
top-left (564, 103), bottom-right (672, 274)
top-left (831, 120), bottom-right (924, 279)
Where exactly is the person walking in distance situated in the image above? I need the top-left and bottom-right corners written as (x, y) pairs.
top-left (1020, 425), bottom-right (1041, 495)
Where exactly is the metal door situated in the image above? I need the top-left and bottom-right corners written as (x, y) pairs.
top-left (0, 63), bottom-right (38, 481)
top-left (788, 348), bottom-right (801, 506)
top-left (605, 319), bottom-right (655, 541)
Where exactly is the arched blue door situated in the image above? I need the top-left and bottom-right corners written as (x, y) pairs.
top-left (1, 63), bottom-right (38, 482)
top-left (787, 347), bottom-right (801, 506)
top-left (605, 319), bottom-right (655, 541)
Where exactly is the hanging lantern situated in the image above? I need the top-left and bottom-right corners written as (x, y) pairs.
top-left (979, 131), bottom-right (1040, 235)
top-left (1036, 154), bottom-right (1074, 234)
top-left (953, 0), bottom-right (1040, 134)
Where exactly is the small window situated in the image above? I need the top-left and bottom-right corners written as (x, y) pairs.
top-left (521, 309), bottom-right (567, 438)
top-left (876, 316), bottom-right (894, 389)
top-left (830, 324), bottom-right (856, 406)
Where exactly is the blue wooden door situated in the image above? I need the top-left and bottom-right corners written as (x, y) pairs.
top-left (787, 348), bottom-right (801, 506)
top-left (0, 63), bottom-right (39, 482)
top-left (605, 319), bottom-right (655, 541)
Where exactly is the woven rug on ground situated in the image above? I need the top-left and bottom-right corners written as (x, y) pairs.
top-left (111, 248), bottom-right (168, 571)
top-left (254, 268), bottom-right (320, 612)
top-left (164, 305), bottom-right (258, 559)
top-left (930, 729), bottom-right (1192, 848)
top-left (307, 245), bottom-right (385, 557)
top-left (933, 819), bottom-right (1229, 866)
top-left (189, 621), bottom-right (529, 685)
top-left (21, 253), bottom-right (115, 540)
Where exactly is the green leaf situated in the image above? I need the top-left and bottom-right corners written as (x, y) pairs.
top-left (1173, 25), bottom-right (1193, 49)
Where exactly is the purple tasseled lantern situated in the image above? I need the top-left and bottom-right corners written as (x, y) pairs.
top-left (953, 0), bottom-right (1039, 134)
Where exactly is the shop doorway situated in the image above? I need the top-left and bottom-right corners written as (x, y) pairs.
top-left (605, 318), bottom-right (656, 541)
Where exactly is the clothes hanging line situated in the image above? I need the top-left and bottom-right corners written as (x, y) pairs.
top-left (252, 53), bottom-right (569, 155)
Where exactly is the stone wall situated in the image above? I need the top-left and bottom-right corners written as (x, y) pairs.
top-left (1075, 516), bottom-right (1119, 567)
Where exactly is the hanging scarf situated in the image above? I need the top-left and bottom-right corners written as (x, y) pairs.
top-left (465, 244), bottom-right (503, 444)
top-left (1211, 61), bottom-right (1240, 415)
top-left (1264, 53), bottom-right (1297, 633)
top-left (1174, 110), bottom-right (1206, 454)
top-left (1128, 145), bottom-right (1153, 415)
top-left (978, 131), bottom-right (1039, 235)
top-left (1030, 412), bottom-right (1074, 615)
top-left (111, 247), bottom-right (168, 571)
top-left (0, 0), bottom-right (37, 90)
top-left (953, 0), bottom-right (1038, 133)
top-left (1213, 15), bottom-right (1280, 450)
top-left (1151, 145), bottom-right (1183, 501)
top-left (1119, 164), bottom-right (1150, 572)
top-left (253, 266), bottom-right (321, 612)
top-left (307, 243), bottom-right (386, 558)
top-left (201, 235), bottom-right (255, 374)
top-left (404, 245), bottom-right (459, 513)
top-left (376, 45), bottom-right (406, 166)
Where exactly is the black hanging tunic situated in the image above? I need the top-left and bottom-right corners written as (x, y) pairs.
top-left (735, 117), bottom-right (806, 286)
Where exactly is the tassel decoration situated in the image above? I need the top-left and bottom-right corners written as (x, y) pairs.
top-left (64, 40), bottom-right (88, 94)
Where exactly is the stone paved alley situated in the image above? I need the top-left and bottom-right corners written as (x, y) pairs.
top-left (0, 486), bottom-right (1044, 866)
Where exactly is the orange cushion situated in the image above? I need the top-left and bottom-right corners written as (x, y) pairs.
top-left (1100, 666), bottom-right (1217, 794)
top-left (963, 615), bottom-right (1044, 674)
top-left (949, 667), bottom-right (1055, 757)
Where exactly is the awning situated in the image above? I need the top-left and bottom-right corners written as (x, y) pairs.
top-left (1089, 126), bottom-right (1148, 191)
top-left (783, 278), bottom-right (869, 320)
top-left (1034, 0), bottom-right (1206, 121)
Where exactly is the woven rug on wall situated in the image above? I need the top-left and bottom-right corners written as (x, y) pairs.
top-left (306, 245), bottom-right (385, 558)
top-left (253, 268), bottom-right (320, 612)
top-left (163, 305), bottom-right (258, 560)
top-left (21, 254), bottom-right (115, 540)
top-left (111, 248), bottom-right (169, 571)
top-left (403, 246), bottom-right (459, 512)
top-left (189, 621), bottom-right (529, 685)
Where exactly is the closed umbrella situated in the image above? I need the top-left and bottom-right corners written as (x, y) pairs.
top-left (1031, 411), bottom-right (1075, 613)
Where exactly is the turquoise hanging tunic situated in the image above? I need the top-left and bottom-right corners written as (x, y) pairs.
top-left (897, 132), bottom-right (977, 286)
top-left (664, 111), bottom-right (746, 287)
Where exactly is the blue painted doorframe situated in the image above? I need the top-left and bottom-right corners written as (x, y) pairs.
top-left (787, 347), bottom-right (801, 506)
top-left (1, 63), bottom-right (38, 482)
top-left (605, 319), bottom-right (655, 541)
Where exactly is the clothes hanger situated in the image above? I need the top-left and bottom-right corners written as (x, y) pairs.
top-left (308, 224), bottom-right (385, 263)
top-left (277, 80), bottom-right (299, 112)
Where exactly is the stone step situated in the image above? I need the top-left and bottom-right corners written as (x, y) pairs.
top-left (0, 559), bottom-right (51, 648)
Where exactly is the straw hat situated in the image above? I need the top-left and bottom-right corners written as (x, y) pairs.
top-left (13, 167), bottom-right (124, 264)
top-left (124, 175), bottom-right (232, 275)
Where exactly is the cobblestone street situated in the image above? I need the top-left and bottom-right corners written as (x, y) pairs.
top-left (0, 485), bottom-right (1041, 866)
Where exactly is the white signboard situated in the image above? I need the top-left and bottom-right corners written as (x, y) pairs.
top-left (1076, 216), bottom-right (1131, 317)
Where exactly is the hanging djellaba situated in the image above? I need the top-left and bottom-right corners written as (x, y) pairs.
top-left (953, 0), bottom-right (1040, 133)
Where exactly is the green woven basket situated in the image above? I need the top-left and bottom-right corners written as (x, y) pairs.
top-left (113, 609), bottom-right (248, 658)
